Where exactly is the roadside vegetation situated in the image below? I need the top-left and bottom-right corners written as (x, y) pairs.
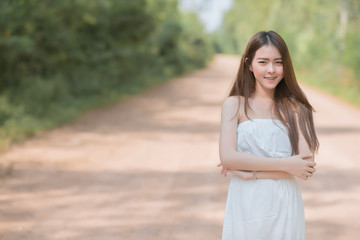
top-left (212, 0), bottom-right (360, 106)
top-left (0, 0), bottom-right (214, 149)
top-left (1, 0), bottom-right (359, 150)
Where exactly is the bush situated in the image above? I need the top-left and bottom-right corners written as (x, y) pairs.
top-left (0, 0), bottom-right (214, 148)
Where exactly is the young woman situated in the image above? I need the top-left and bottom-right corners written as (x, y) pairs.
top-left (218, 31), bottom-right (319, 239)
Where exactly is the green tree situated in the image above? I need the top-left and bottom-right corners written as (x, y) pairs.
top-left (0, 0), bottom-right (214, 148)
top-left (214, 0), bottom-right (360, 104)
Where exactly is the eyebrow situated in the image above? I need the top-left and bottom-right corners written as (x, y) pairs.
top-left (257, 57), bottom-right (282, 60)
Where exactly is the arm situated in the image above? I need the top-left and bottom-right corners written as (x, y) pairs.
top-left (219, 97), bottom-right (288, 171)
top-left (229, 114), bottom-right (316, 180)
top-left (296, 112), bottom-right (316, 179)
top-left (252, 120), bottom-right (316, 180)
top-left (219, 97), bottom-right (315, 179)
top-left (231, 170), bottom-right (292, 180)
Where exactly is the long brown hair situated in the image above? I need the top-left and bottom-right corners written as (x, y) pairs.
top-left (229, 31), bottom-right (319, 154)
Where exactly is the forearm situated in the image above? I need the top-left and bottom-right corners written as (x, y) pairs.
top-left (230, 170), bottom-right (292, 180)
top-left (256, 171), bottom-right (292, 179)
top-left (220, 150), bottom-right (287, 172)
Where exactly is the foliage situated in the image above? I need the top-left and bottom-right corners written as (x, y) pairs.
top-left (0, 0), bottom-right (214, 149)
top-left (213, 0), bottom-right (360, 106)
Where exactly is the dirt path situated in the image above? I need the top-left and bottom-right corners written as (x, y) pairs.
top-left (0, 55), bottom-right (359, 240)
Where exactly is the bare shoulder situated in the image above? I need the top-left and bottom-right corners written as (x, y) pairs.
top-left (222, 96), bottom-right (243, 110)
top-left (223, 95), bottom-right (245, 105)
top-left (223, 95), bottom-right (239, 105)
top-left (221, 96), bottom-right (243, 122)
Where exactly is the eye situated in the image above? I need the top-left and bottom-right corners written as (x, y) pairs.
top-left (275, 61), bottom-right (283, 65)
top-left (258, 61), bottom-right (266, 64)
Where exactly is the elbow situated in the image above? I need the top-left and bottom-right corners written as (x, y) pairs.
top-left (219, 153), bottom-right (233, 169)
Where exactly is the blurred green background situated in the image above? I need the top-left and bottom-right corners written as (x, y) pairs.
top-left (0, 0), bottom-right (214, 148)
top-left (0, 0), bottom-right (359, 149)
top-left (211, 0), bottom-right (360, 107)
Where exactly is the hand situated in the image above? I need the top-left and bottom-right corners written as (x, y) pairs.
top-left (231, 170), bottom-right (253, 180)
top-left (285, 154), bottom-right (316, 180)
top-left (217, 163), bottom-right (231, 177)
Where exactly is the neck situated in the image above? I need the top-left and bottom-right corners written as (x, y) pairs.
top-left (252, 87), bottom-right (275, 101)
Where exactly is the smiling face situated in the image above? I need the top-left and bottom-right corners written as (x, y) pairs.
top-left (249, 44), bottom-right (284, 96)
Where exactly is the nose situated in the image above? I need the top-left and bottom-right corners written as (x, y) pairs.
top-left (267, 63), bottom-right (275, 73)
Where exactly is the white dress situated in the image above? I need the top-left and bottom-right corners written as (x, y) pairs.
top-left (222, 119), bottom-right (305, 240)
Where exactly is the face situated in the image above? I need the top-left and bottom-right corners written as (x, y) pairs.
top-left (249, 44), bottom-right (284, 94)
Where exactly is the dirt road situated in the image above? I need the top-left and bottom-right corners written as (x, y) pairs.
top-left (1, 55), bottom-right (359, 240)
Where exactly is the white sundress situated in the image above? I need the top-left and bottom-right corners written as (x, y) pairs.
top-left (222, 119), bottom-right (305, 240)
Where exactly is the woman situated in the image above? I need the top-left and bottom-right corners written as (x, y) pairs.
top-left (218, 31), bottom-right (319, 239)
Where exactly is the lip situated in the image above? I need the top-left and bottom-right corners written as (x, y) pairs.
top-left (264, 76), bottom-right (277, 80)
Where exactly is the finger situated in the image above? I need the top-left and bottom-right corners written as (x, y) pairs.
top-left (301, 153), bottom-right (313, 159)
top-left (299, 175), bottom-right (307, 180)
top-left (299, 172), bottom-right (311, 179)
top-left (304, 172), bottom-right (311, 179)
top-left (306, 161), bottom-right (316, 167)
top-left (304, 170), bottom-right (313, 178)
top-left (306, 167), bottom-right (316, 173)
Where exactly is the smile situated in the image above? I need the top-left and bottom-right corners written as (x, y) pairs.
top-left (264, 77), bottom-right (277, 80)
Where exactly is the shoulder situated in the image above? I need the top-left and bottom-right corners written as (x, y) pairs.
top-left (223, 95), bottom-right (240, 105)
top-left (223, 95), bottom-right (245, 106)
top-left (221, 96), bottom-right (243, 121)
top-left (222, 96), bottom-right (243, 111)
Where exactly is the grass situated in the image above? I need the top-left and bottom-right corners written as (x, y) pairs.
top-left (297, 65), bottom-right (360, 107)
